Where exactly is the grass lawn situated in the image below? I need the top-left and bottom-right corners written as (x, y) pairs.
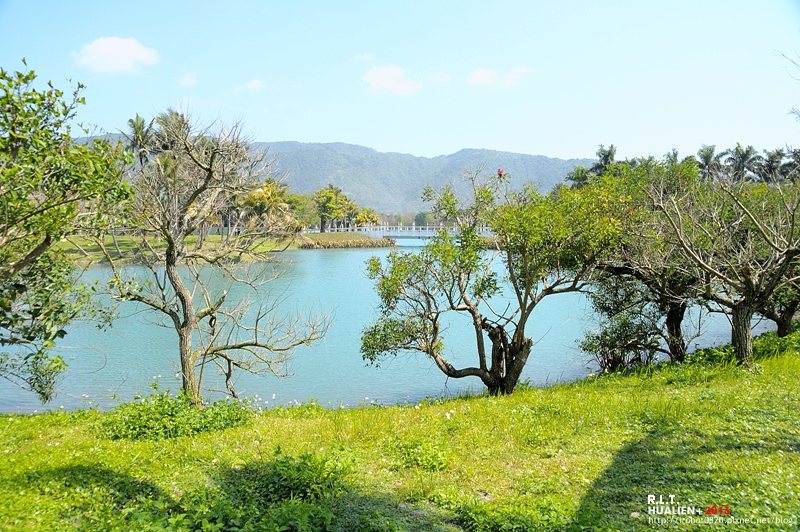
top-left (1, 333), bottom-right (798, 531)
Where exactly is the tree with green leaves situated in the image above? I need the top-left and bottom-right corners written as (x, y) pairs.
top-left (722, 143), bottom-right (763, 181)
top-left (313, 184), bottom-right (346, 232)
top-left (353, 207), bottom-right (379, 227)
top-left (0, 61), bottom-right (131, 401)
top-left (564, 165), bottom-right (590, 189)
top-left (240, 178), bottom-right (302, 238)
top-left (590, 144), bottom-right (617, 176)
top-left (123, 113), bottom-right (155, 167)
top-left (756, 148), bottom-right (790, 183)
top-left (696, 145), bottom-right (723, 181)
top-left (361, 168), bottom-right (632, 394)
top-left (102, 111), bottom-right (328, 404)
top-left (585, 158), bottom-right (704, 368)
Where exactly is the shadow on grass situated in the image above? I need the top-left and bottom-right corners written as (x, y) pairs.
top-left (17, 456), bottom-right (459, 531)
top-left (570, 423), bottom-right (798, 531)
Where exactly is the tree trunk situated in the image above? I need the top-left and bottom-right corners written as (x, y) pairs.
top-left (775, 300), bottom-right (799, 337)
top-left (776, 314), bottom-right (795, 337)
top-left (165, 248), bottom-right (202, 405)
top-left (483, 321), bottom-right (532, 396)
top-left (111, 231), bottom-right (123, 256)
top-left (178, 326), bottom-right (201, 404)
top-left (731, 302), bottom-right (755, 367)
top-left (665, 300), bottom-right (687, 362)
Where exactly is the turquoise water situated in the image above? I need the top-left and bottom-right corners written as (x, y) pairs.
top-left (0, 248), bottom-right (767, 413)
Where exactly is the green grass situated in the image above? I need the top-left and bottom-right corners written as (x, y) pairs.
top-left (1, 332), bottom-right (799, 530)
top-left (56, 232), bottom-right (391, 262)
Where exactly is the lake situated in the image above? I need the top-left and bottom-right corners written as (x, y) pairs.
top-left (0, 246), bottom-right (769, 413)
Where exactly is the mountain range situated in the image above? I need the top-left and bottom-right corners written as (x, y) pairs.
top-left (258, 142), bottom-right (594, 213)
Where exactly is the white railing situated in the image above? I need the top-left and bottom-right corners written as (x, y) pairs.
top-left (307, 224), bottom-right (493, 239)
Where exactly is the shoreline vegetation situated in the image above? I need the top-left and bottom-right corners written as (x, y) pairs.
top-left (1, 330), bottom-right (798, 530)
top-left (56, 232), bottom-right (397, 264)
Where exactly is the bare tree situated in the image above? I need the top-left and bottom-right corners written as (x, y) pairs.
top-left (101, 111), bottom-right (328, 404)
top-left (647, 171), bottom-right (800, 365)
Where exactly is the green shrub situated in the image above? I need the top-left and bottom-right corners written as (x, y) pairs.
top-left (391, 436), bottom-right (449, 472)
top-left (222, 450), bottom-right (351, 506)
top-left (266, 498), bottom-right (335, 531)
top-left (458, 499), bottom-right (573, 531)
top-left (98, 390), bottom-right (253, 440)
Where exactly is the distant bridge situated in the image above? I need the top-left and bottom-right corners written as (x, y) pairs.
top-left (307, 224), bottom-right (494, 240)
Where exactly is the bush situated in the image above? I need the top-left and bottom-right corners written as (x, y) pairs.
top-left (222, 450), bottom-right (351, 506)
top-left (458, 499), bottom-right (573, 531)
top-left (391, 436), bottom-right (449, 472)
top-left (98, 390), bottom-right (254, 440)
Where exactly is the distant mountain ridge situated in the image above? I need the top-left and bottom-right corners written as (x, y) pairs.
top-left (84, 135), bottom-right (593, 213)
top-left (258, 141), bottom-right (594, 213)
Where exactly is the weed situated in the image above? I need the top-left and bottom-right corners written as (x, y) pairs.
top-left (391, 436), bottom-right (449, 472)
top-left (98, 389), bottom-right (253, 440)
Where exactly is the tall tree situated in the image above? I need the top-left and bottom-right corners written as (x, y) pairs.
top-left (0, 62), bottom-right (130, 401)
top-left (588, 159), bottom-right (703, 367)
top-left (696, 145), bottom-right (723, 181)
top-left (313, 184), bottom-right (346, 232)
top-left (757, 148), bottom-right (789, 183)
top-left (361, 169), bottom-right (631, 395)
top-left (123, 114), bottom-right (154, 167)
top-left (646, 174), bottom-right (800, 365)
top-left (101, 112), bottom-right (328, 404)
top-left (722, 143), bottom-right (763, 181)
top-left (564, 165), bottom-right (590, 189)
top-left (590, 144), bottom-right (617, 176)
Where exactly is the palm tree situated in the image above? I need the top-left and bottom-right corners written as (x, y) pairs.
top-left (757, 148), bottom-right (788, 183)
top-left (123, 114), bottom-right (155, 167)
top-left (564, 165), bottom-right (590, 189)
top-left (786, 149), bottom-right (800, 183)
top-left (590, 144), bottom-right (617, 176)
top-left (722, 143), bottom-right (763, 181)
top-left (696, 145), bottom-right (723, 181)
top-left (240, 178), bottom-right (297, 234)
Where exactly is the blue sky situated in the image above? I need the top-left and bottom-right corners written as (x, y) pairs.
top-left (1, 0), bottom-right (799, 160)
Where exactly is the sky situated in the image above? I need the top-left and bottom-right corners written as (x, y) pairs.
top-left (1, 0), bottom-right (800, 160)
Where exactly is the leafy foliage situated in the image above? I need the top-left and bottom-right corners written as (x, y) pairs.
top-left (222, 450), bottom-right (351, 505)
top-left (98, 387), bottom-right (254, 440)
top-left (0, 61), bottom-right (130, 401)
top-left (363, 169), bottom-right (634, 395)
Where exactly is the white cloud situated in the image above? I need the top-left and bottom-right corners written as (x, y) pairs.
top-left (239, 79), bottom-right (264, 91)
top-left (74, 37), bottom-right (160, 74)
top-left (469, 66), bottom-right (533, 87)
top-left (502, 66), bottom-right (534, 87)
top-left (354, 53), bottom-right (375, 63)
top-left (363, 66), bottom-right (421, 95)
top-left (178, 73), bottom-right (197, 88)
top-left (468, 68), bottom-right (498, 86)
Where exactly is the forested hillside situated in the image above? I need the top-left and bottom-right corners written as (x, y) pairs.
top-left (261, 141), bottom-right (593, 213)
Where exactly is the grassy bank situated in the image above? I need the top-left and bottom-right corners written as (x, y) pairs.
top-left (56, 232), bottom-right (393, 263)
top-left (1, 333), bottom-right (799, 531)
